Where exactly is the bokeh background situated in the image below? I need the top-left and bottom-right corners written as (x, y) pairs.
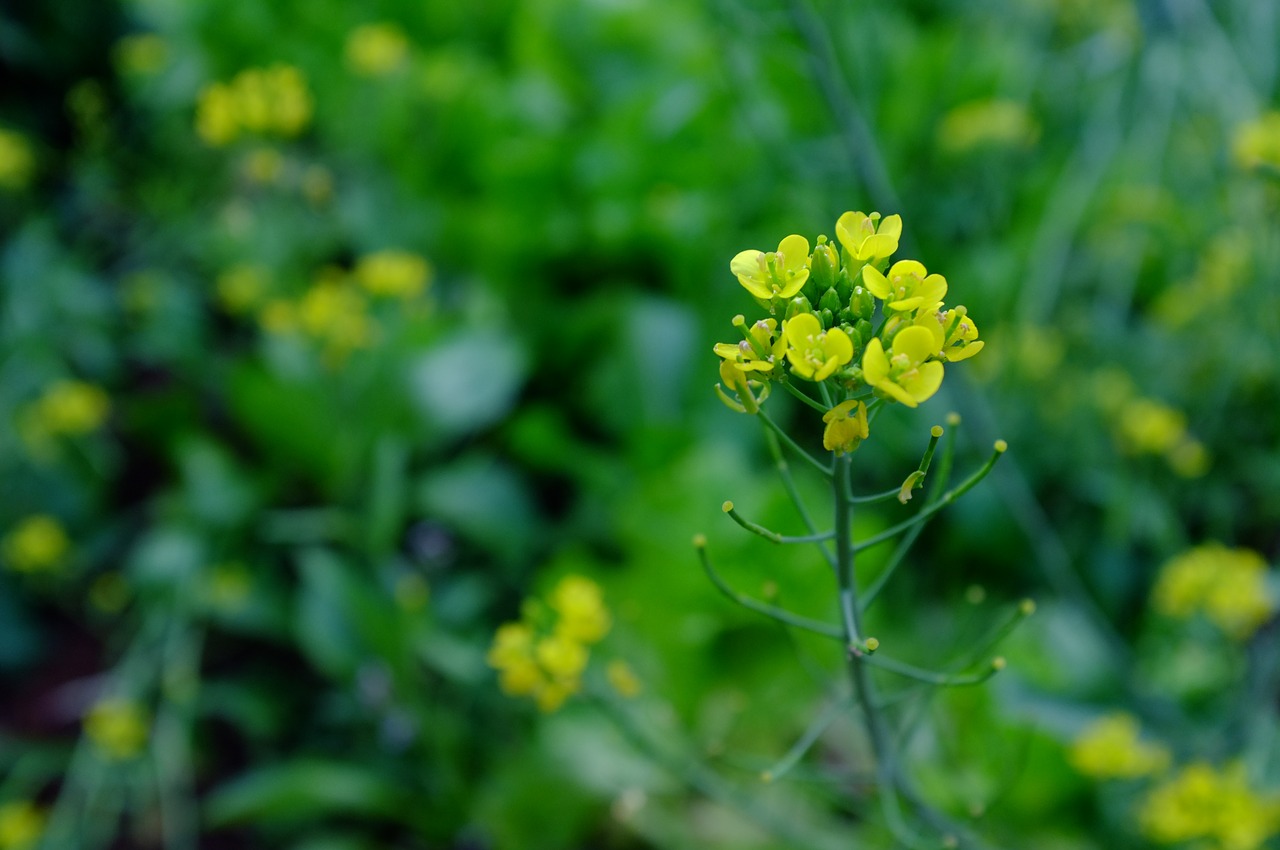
top-left (2, 0), bottom-right (1279, 847)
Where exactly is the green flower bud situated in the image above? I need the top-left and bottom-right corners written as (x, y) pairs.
top-left (809, 239), bottom-right (839, 292)
top-left (783, 295), bottom-right (813, 321)
top-left (819, 307), bottom-right (835, 328)
top-left (818, 286), bottom-right (842, 315)
top-left (850, 285), bottom-right (875, 323)
top-left (855, 319), bottom-right (873, 347)
top-left (834, 266), bottom-right (853, 303)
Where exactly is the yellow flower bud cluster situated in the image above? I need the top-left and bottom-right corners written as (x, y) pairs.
top-left (0, 127), bottom-right (35, 191)
top-left (1139, 762), bottom-right (1280, 850)
top-left (1151, 543), bottom-right (1273, 640)
top-left (716, 210), bottom-right (984, 438)
top-left (196, 65), bottom-right (313, 147)
top-left (1068, 713), bottom-right (1170, 780)
top-left (0, 800), bottom-right (45, 850)
top-left (1093, 370), bottom-right (1209, 478)
top-left (2, 515), bottom-right (70, 574)
top-left (354, 250), bottom-right (433, 299)
top-left (84, 698), bottom-right (149, 760)
top-left (19, 380), bottom-right (110, 453)
top-left (486, 575), bottom-right (620, 712)
top-left (345, 23), bottom-right (411, 78)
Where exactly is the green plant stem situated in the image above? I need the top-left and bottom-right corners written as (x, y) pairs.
top-left (762, 427), bottom-right (836, 570)
top-left (723, 504), bottom-right (833, 544)
top-left (696, 541), bottom-right (843, 639)
top-left (758, 409), bottom-right (832, 477)
top-left (861, 653), bottom-right (1000, 687)
top-left (779, 379), bottom-right (832, 414)
top-left (761, 695), bottom-right (849, 782)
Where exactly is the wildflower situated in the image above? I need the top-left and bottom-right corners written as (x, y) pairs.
top-left (783, 313), bottom-right (854, 381)
top-left (730, 234), bottom-right (811, 301)
top-left (345, 23), bottom-right (410, 77)
top-left (1117, 398), bottom-right (1185, 455)
top-left (549, 574), bottom-right (611, 643)
top-left (195, 83), bottom-right (239, 146)
top-left (1232, 111), bottom-right (1280, 171)
top-left (84, 698), bottom-right (149, 760)
top-left (297, 278), bottom-right (374, 355)
top-left (834, 211), bottom-right (901, 263)
top-left (862, 326), bottom-right (944, 408)
top-left (822, 399), bottom-right (869, 455)
top-left (0, 128), bottom-right (35, 191)
top-left (607, 660), bottom-right (642, 698)
top-left (216, 264), bottom-right (270, 314)
top-left (354, 250), bottom-right (432, 298)
top-left (196, 65), bottom-right (312, 147)
top-left (713, 318), bottom-right (786, 377)
top-left (1068, 713), bottom-right (1170, 779)
top-left (1152, 544), bottom-right (1272, 639)
top-left (2, 515), bottom-right (69, 573)
top-left (0, 801), bottom-right (44, 850)
top-left (715, 358), bottom-right (769, 414)
top-left (1139, 762), bottom-right (1280, 850)
top-left (861, 260), bottom-right (948, 315)
top-left (916, 305), bottom-right (984, 362)
top-left (37, 381), bottom-right (110, 434)
top-left (937, 99), bottom-right (1039, 155)
top-left (114, 33), bottom-right (168, 76)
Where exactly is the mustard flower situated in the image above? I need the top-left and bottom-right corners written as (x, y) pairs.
top-left (783, 313), bottom-right (854, 381)
top-left (822, 400), bottom-right (869, 455)
top-left (915, 305), bottom-right (984, 362)
top-left (487, 622), bottom-right (542, 696)
top-left (937, 99), bottom-right (1039, 155)
top-left (2, 515), bottom-right (69, 573)
top-left (1139, 762), bottom-right (1280, 850)
top-left (0, 128), bottom-right (35, 191)
top-left (354, 250), bottom-right (432, 299)
top-left (1068, 713), bottom-right (1170, 779)
top-left (195, 83), bottom-right (239, 146)
top-left (835, 211), bottom-right (902, 263)
top-left (1152, 543), bottom-right (1272, 640)
top-left (536, 633), bottom-right (588, 680)
top-left (23, 381), bottom-right (110, 443)
top-left (713, 318), bottom-right (786, 377)
top-left (862, 260), bottom-right (948, 314)
top-left (345, 23), bottom-right (410, 77)
top-left (715, 358), bottom-right (769, 414)
top-left (862, 326), bottom-right (944, 408)
top-left (216, 264), bottom-right (270, 314)
top-left (84, 698), bottom-right (149, 760)
top-left (1232, 111), bottom-right (1280, 171)
top-left (549, 575), bottom-right (611, 644)
top-left (0, 801), bottom-right (45, 850)
top-left (730, 234), bottom-right (811, 301)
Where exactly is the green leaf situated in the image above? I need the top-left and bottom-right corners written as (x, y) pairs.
top-left (204, 760), bottom-right (414, 828)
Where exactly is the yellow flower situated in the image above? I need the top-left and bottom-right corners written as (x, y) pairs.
top-left (937, 99), bottom-right (1039, 155)
top-left (3, 515), bottom-right (69, 573)
top-left (713, 318), bottom-right (786, 377)
top-left (549, 575), bottom-right (611, 644)
top-left (715, 358), bottom-right (769, 414)
top-left (196, 65), bottom-right (312, 146)
top-left (345, 23), bottom-right (410, 77)
top-left (916, 305), bottom-right (984, 362)
top-left (0, 128), bottom-right (35, 191)
top-left (862, 326), bottom-right (944, 407)
top-left (822, 400), bottom-right (869, 455)
top-left (862, 260), bottom-right (948, 314)
top-left (29, 381), bottom-right (110, 435)
top-left (1153, 544), bottom-right (1273, 639)
top-left (354, 250), bottom-right (432, 298)
top-left (1068, 713), bottom-right (1170, 779)
top-left (834, 211), bottom-right (901, 263)
top-left (730, 234), bottom-right (811, 301)
top-left (84, 698), bottom-right (149, 760)
top-left (1232, 111), bottom-right (1280, 171)
top-left (216, 264), bottom-right (270, 314)
top-left (783, 313), bottom-right (854, 381)
top-left (607, 660), bottom-right (642, 698)
top-left (195, 83), bottom-right (239, 146)
top-left (1117, 398), bottom-right (1185, 455)
top-left (0, 800), bottom-right (45, 850)
top-left (1139, 762), bottom-right (1280, 850)
top-left (536, 634), bottom-right (588, 680)
top-left (114, 34), bottom-right (168, 76)
top-left (297, 279), bottom-right (373, 354)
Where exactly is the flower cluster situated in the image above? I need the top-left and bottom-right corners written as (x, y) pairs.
top-left (1151, 543), bottom-right (1273, 640)
top-left (2, 515), bottom-right (69, 574)
top-left (1139, 762), bottom-right (1280, 850)
top-left (345, 23), bottom-right (411, 78)
top-left (1069, 713), bottom-right (1170, 780)
top-left (715, 211), bottom-right (982, 441)
top-left (487, 575), bottom-right (625, 712)
top-left (196, 65), bottom-right (313, 147)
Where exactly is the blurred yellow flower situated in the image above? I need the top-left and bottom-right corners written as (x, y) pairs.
top-left (23, 380), bottom-right (110, 440)
top-left (835, 211), bottom-right (901, 263)
top-left (346, 23), bottom-right (411, 77)
top-left (0, 128), bottom-right (35, 191)
top-left (217, 264), bottom-right (270, 314)
top-left (730, 234), bottom-right (810, 301)
top-left (242, 146), bottom-right (285, 184)
top-left (1232, 111), bottom-right (1280, 171)
top-left (1152, 543), bottom-right (1273, 639)
top-left (195, 83), bottom-right (239, 147)
top-left (1140, 762), bottom-right (1280, 850)
top-left (550, 574), bottom-right (611, 643)
top-left (822, 399), bottom-right (869, 455)
top-left (784, 313), bottom-right (853, 381)
top-left (606, 660), bottom-right (642, 698)
top-left (297, 279), bottom-right (374, 355)
top-left (0, 800), bottom-right (45, 850)
top-left (1068, 713), bottom-right (1169, 779)
top-left (114, 33), bottom-right (168, 76)
top-left (937, 99), bottom-right (1039, 155)
top-left (196, 65), bottom-right (313, 147)
top-left (85, 698), bottom-right (149, 760)
top-left (862, 326), bottom-right (944, 408)
top-left (354, 250), bottom-right (432, 298)
top-left (2, 515), bottom-right (69, 573)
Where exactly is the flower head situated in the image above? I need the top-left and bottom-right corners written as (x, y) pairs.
top-left (1152, 543), bottom-right (1272, 639)
top-left (1139, 762), bottom-right (1280, 850)
top-left (85, 699), bottom-right (149, 760)
top-left (0, 800), bottom-right (45, 850)
top-left (713, 318), bottom-right (786, 377)
top-left (862, 326), bottom-right (944, 407)
top-left (822, 400), bottom-right (869, 455)
top-left (915, 304), bottom-right (984, 362)
top-left (345, 23), bottom-right (410, 77)
top-left (2, 515), bottom-right (69, 573)
top-left (783, 313), bottom-right (854, 381)
top-left (730, 234), bottom-right (811, 301)
top-left (1069, 713), bottom-right (1170, 779)
top-left (862, 260), bottom-right (948, 314)
top-left (354, 250), bottom-right (432, 299)
top-left (835, 211), bottom-right (901, 263)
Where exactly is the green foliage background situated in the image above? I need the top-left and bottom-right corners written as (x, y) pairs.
top-left (2, 0), bottom-right (1278, 847)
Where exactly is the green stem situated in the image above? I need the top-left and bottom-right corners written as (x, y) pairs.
top-left (762, 427), bottom-right (836, 570)
top-left (696, 539), bottom-right (843, 639)
top-left (779, 379), bottom-right (832, 414)
top-left (861, 653), bottom-right (1002, 687)
top-left (723, 503), bottom-right (833, 544)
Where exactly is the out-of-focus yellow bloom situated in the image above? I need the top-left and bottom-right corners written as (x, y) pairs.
top-left (1167, 439), bottom-right (1210, 479)
top-left (0, 800), bottom-right (45, 850)
top-left (784, 313), bottom-right (853, 381)
top-left (835, 211), bottom-right (901, 263)
top-left (0, 128), bottom-right (35, 191)
top-left (937, 99), bottom-right (1039, 155)
top-left (536, 633), bottom-right (588, 679)
top-left (714, 318), bottom-right (786, 378)
top-left (1118, 398), bottom-right (1184, 455)
top-left (862, 260), bottom-right (948, 315)
top-left (730, 234), bottom-right (810, 301)
top-left (606, 660), bottom-right (642, 698)
top-left (1152, 543), bottom-right (1273, 639)
top-left (196, 65), bottom-right (313, 147)
top-left (297, 280), bottom-right (373, 355)
top-left (1232, 112), bottom-right (1280, 171)
top-left (345, 23), bottom-right (410, 77)
top-left (195, 83), bottom-right (239, 147)
top-left (2, 515), bottom-right (69, 573)
top-left (217, 264), bottom-right (270, 314)
top-left (354, 250), bottom-right (432, 298)
top-left (114, 33), bottom-right (168, 76)
top-left (862, 326), bottom-right (944, 408)
top-left (1139, 762), bottom-right (1280, 850)
top-left (550, 575), bottom-right (611, 643)
top-left (822, 399), bottom-right (868, 455)
top-left (1068, 713), bottom-right (1170, 779)
top-left (85, 698), bottom-right (149, 760)
top-left (25, 381), bottom-right (110, 437)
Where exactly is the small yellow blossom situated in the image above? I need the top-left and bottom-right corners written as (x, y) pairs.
top-left (217, 264), bottom-right (270, 314)
top-left (84, 698), bottom-right (149, 760)
top-left (862, 260), bottom-right (948, 314)
top-left (297, 280), bottom-right (373, 355)
top-left (196, 65), bottom-right (313, 147)
top-left (916, 305), bottom-right (984, 362)
top-left (114, 33), bottom-right (168, 76)
top-left (354, 250), bottom-right (432, 298)
top-left (38, 381), bottom-right (110, 434)
top-left (0, 128), bottom-right (35, 191)
top-left (1068, 713), bottom-right (1170, 779)
top-left (1140, 762), bottom-right (1280, 850)
top-left (536, 633), bottom-right (589, 680)
top-left (3, 515), bottom-right (69, 573)
top-left (1153, 543), bottom-right (1273, 639)
top-left (713, 318), bottom-right (786, 377)
top-left (1232, 111), bottom-right (1280, 171)
top-left (862, 326), bottom-right (944, 408)
top-left (1118, 398), bottom-right (1185, 455)
top-left (606, 660), bottom-right (642, 698)
top-left (937, 99), bottom-right (1040, 155)
top-left (715, 358), bottom-right (769, 414)
top-left (0, 800), bottom-right (45, 850)
top-left (345, 23), bottom-right (411, 77)
top-left (195, 83), bottom-right (239, 147)
top-left (822, 399), bottom-right (869, 455)
top-left (730, 234), bottom-right (811, 301)
top-left (783, 313), bottom-right (854, 381)
top-left (834, 211), bottom-right (901, 263)
top-left (549, 575), bottom-right (611, 643)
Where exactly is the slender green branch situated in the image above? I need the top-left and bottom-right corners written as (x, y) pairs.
top-left (694, 536), bottom-right (843, 639)
top-left (722, 501), bottom-right (834, 544)
top-left (760, 695), bottom-right (850, 783)
top-left (758, 409), bottom-right (832, 477)
top-left (762, 427), bottom-right (836, 569)
top-left (779, 379), bottom-right (832, 414)
top-left (861, 652), bottom-right (1005, 687)
top-left (847, 486), bottom-right (908, 505)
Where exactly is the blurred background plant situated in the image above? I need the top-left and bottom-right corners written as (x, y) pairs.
top-left (1, 0), bottom-right (1278, 848)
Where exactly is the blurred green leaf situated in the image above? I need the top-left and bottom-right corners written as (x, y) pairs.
top-left (204, 759), bottom-right (415, 828)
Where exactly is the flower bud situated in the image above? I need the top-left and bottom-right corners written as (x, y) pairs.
top-left (854, 319), bottom-right (873, 348)
top-left (850, 285), bottom-right (875, 322)
top-left (783, 295), bottom-right (813, 321)
top-left (809, 239), bottom-right (839, 292)
top-left (819, 286), bottom-right (842, 314)
top-left (818, 307), bottom-right (835, 328)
